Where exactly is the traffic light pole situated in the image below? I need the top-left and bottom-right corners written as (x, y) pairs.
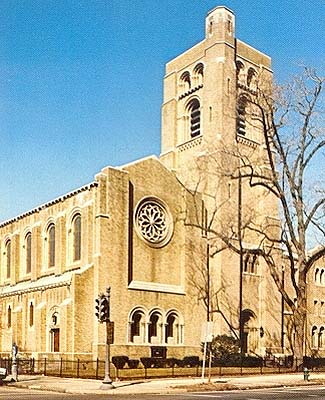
top-left (101, 321), bottom-right (113, 388)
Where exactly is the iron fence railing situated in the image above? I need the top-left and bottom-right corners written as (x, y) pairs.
top-left (1, 355), bottom-right (322, 381)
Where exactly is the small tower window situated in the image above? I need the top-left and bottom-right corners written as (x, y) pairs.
top-left (193, 63), bottom-right (204, 86)
top-left (187, 98), bottom-right (201, 138)
top-left (236, 60), bottom-right (245, 86)
top-left (179, 71), bottom-right (191, 91)
top-left (247, 67), bottom-right (257, 90)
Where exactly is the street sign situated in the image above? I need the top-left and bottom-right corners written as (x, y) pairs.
top-left (106, 321), bottom-right (114, 345)
top-left (201, 321), bottom-right (214, 343)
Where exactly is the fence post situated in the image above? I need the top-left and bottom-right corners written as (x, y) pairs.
top-left (260, 358), bottom-right (263, 375)
top-left (60, 358), bottom-right (63, 377)
top-left (144, 366), bottom-right (147, 380)
top-left (44, 358), bottom-right (47, 376)
top-left (96, 358), bottom-right (99, 380)
top-left (77, 359), bottom-right (80, 378)
top-left (240, 354), bottom-right (243, 375)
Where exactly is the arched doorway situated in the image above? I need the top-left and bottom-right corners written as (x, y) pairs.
top-left (241, 309), bottom-right (257, 354)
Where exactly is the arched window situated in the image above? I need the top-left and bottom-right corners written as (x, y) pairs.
top-left (48, 224), bottom-right (55, 268)
top-left (179, 71), bottom-right (191, 91)
top-left (315, 268), bottom-right (320, 284)
top-left (319, 327), bottom-right (324, 348)
top-left (130, 310), bottom-right (144, 343)
top-left (5, 240), bottom-right (11, 279)
top-left (236, 60), bottom-right (245, 85)
top-left (187, 98), bottom-right (201, 138)
top-left (237, 95), bottom-right (248, 136)
top-left (247, 67), bottom-right (257, 90)
top-left (25, 232), bottom-right (32, 274)
top-left (311, 326), bottom-right (318, 348)
top-left (29, 302), bottom-right (34, 327)
top-left (320, 270), bottom-right (324, 286)
top-left (72, 214), bottom-right (81, 262)
top-left (7, 305), bottom-right (11, 328)
top-left (193, 63), bottom-right (204, 86)
top-left (165, 311), bottom-right (183, 345)
top-left (148, 311), bottom-right (162, 344)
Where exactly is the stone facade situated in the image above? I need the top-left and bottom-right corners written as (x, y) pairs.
top-left (1, 6), bottom-right (318, 362)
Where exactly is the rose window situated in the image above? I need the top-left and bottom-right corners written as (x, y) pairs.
top-left (135, 198), bottom-right (173, 247)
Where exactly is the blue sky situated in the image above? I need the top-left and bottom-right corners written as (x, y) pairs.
top-left (0, 0), bottom-right (324, 222)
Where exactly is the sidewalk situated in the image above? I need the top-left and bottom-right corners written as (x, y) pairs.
top-left (4, 372), bottom-right (325, 395)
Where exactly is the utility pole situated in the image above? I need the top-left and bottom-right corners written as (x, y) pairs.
top-left (238, 170), bottom-right (244, 355)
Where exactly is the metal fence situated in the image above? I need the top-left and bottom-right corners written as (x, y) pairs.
top-left (0, 355), bottom-right (319, 381)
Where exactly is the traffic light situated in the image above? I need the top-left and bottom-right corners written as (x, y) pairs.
top-left (95, 294), bottom-right (110, 323)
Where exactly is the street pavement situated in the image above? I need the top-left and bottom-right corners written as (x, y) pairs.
top-left (3, 371), bottom-right (325, 395)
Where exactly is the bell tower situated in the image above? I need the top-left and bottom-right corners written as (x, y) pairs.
top-left (160, 6), bottom-right (237, 188)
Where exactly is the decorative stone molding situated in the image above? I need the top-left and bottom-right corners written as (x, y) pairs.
top-left (178, 84), bottom-right (203, 100)
top-left (177, 136), bottom-right (202, 152)
top-left (236, 134), bottom-right (259, 148)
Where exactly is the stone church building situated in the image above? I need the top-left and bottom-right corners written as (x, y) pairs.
top-left (0, 6), bottom-right (300, 361)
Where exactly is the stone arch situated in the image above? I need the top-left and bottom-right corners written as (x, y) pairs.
top-left (148, 308), bottom-right (164, 344)
top-left (128, 306), bottom-right (148, 344)
top-left (241, 309), bottom-right (258, 354)
top-left (47, 306), bottom-right (60, 352)
top-left (165, 309), bottom-right (184, 345)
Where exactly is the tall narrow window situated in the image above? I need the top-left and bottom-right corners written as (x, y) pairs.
top-left (48, 224), bottom-right (55, 268)
top-left (25, 232), bottom-right (32, 274)
top-left (187, 98), bottom-right (201, 138)
top-left (5, 240), bottom-right (11, 279)
top-left (29, 302), bottom-right (34, 327)
top-left (73, 214), bottom-right (81, 262)
top-left (7, 305), bottom-right (11, 328)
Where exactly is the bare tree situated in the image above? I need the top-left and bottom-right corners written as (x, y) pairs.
top-left (185, 67), bottom-right (324, 361)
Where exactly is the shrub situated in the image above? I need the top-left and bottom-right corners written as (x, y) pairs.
top-left (112, 356), bottom-right (129, 369)
top-left (182, 356), bottom-right (200, 367)
top-left (140, 357), bottom-right (155, 368)
top-left (127, 359), bottom-right (139, 369)
top-left (165, 358), bottom-right (178, 367)
top-left (209, 335), bottom-right (240, 363)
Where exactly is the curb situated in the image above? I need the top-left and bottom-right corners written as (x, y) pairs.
top-left (7, 379), bottom-right (325, 395)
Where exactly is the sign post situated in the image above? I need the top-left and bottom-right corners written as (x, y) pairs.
top-left (201, 322), bottom-right (213, 381)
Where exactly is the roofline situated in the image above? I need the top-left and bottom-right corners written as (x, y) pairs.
top-left (0, 181), bottom-right (98, 228)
